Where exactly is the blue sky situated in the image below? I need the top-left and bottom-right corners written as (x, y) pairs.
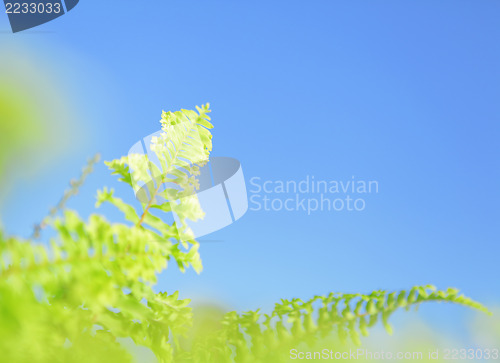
top-left (1, 0), bottom-right (499, 343)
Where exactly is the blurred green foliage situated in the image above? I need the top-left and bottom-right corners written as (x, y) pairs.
top-left (0, 79), bottom-right (45, 177)
top-left (0, 105), bottom-right (493, 362)
top-left (0, 50), bottom-right (74, 208)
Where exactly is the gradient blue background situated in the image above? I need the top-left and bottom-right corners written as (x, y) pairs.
top-left (1, 0), bottom-right (499, 345)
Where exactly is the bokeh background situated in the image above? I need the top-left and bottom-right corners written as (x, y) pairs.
top-left (1, 0), bottom-right (499, 357)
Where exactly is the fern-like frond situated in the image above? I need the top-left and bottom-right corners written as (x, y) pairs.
top-left (0, 210), bottom-right (195, 362)
top-left (102, 104), bottom-right (214, 257)
top-left (178, 286), bottom-right (490, 362)
top-left (0, 105), bottom-right (491, 363)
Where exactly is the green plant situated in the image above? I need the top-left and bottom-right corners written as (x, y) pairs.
top-left (0, 104), bottom-right (490, 363)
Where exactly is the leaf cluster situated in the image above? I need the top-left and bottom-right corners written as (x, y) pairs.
top-left (0, 105), bottom-right (490, 363)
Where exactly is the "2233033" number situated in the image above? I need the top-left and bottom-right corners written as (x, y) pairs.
top-left (5, 2), bottom-right (62, 14)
